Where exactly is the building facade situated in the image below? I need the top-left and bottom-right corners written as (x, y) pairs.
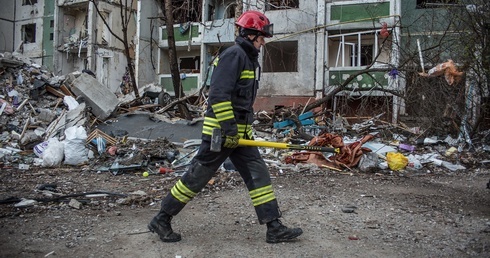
top-left (2, 0), bottom-right (477, 124)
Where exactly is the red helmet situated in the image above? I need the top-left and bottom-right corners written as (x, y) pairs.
top-left (235, 10), bottom-right (273, 38)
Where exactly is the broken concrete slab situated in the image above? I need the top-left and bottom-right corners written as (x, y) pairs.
top-left (95, 113), bottom-right (202, 143)
top-left (66, 102), bottom-right (87, 128)
top-left (69, 73), bottom-right (119, 120)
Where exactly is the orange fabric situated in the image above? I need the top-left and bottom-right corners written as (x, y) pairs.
top-left (284, 133), bottom-right (375, 169)
top-left (418, 59), bottom-right (464, 85)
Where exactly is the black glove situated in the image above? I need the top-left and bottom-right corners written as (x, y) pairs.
top-left (223, 134), bottom-right (240, 148)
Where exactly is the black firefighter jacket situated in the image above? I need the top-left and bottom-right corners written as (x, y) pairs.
top-left (202, 36), bottom-right (260, 141)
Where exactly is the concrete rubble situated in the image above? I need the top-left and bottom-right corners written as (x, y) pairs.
top-left (1, 52), bottom-right (490, 208)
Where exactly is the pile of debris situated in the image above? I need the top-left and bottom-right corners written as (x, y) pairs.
top-left (1, 52), bottom-right (489, 178)
top-left (0, 52), bottom-right (183, 172)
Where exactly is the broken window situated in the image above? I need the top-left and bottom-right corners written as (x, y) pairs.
top-left (355, 45), bottom-right (373, 66)
top-left (416, 0), bottom-right (458, 9)
top-left (224, 3), bottom-right (236, 19)
top-left (101, 12), bottom-right (111, 45)
top-left (266, 0), bottom-right (299, 11)
top-left (207, 4), bottom-right (215, 21)
top-left (328, 30), bottom-right (386, 68)
top-left (22, 24), bottom-right (36, 43)
top-left (263, 41), bottom-right (298, 72)
top-left (207, 0), bottom-right (235, 20)
top-left (22, 0), bottom-right (37, 5)
top-left (179, 56), bottom-right (200, 72)
top-left (171, 0), bottom-right (202, 23)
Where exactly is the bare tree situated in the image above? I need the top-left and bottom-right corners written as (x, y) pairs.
top-left (297, 1), bottom-right (490, 139)
top-left (89, 0), bottom-right (139, 97)
top-left (161, 0), bottom-right (185, 99)
top-left (159, 0), bottom-right (192, 120)
top-left (447, 0), bottom-right (490, 133)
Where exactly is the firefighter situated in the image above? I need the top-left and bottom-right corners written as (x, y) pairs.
top-left (147, 10), bottom-right (303, 243)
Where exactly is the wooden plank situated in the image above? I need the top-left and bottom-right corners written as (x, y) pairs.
top-left (60, 84), bottom-right (74, 97)
top-left (45, 86), bottom-right (66, 98)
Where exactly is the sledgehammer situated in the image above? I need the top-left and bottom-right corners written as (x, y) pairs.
top-left (210, 128), bottom-right (339, 153)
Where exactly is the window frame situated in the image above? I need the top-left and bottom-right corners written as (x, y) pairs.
top-left (265, 0), bottom-right (300, 11)
top-left (263, 40), bottom-right (299, 73)
top-left (22, 23), bottom-right (36, 43)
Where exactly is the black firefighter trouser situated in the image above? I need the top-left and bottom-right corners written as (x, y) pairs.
top-left (160, 140), bottom-right (281, 224)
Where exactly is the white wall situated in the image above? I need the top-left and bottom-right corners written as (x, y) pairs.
top-left (0, 1), bottom-right (16, 52)
top-left (202, 18), bottom-right (235, 43)
top-left (135, 0), bottom-right (161, 88)
top-left (259, 0), bottom-right (318, 96)
top-left (14, 0), bottom-right (44, 59)
top-left (260, 33), bottom-right (316, 96)
top-left (54, 5), bottom-right (87, 75)
top-left (94, 49), bottom-right (127, 93)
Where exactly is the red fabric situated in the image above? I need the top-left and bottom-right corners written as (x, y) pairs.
top-left (284, 133), bottom-right (374, 169)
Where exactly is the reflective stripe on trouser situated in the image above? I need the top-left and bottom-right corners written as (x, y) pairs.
top-left (161, 140), bottom-right (281, 223)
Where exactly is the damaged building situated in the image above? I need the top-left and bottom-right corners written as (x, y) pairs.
top-left (1, 0), bottom-right (487, 128)
top-left (156, 0), bottom-right (485, 126)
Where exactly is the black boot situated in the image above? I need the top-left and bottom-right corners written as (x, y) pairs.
top-left (266, 219), bottom-right (303, 243)
top-left (148, 212), bottom-right (181, 242)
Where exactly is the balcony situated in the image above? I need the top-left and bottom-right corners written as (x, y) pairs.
top-left (158, 73), bottom-right (201, 97)
top-left (159, 22), bottom-right (202, 49)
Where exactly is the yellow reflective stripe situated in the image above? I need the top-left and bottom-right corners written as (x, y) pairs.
top-left (211, 102), bottom-right (234, 122)
top-left (250, 185), bottom-right (273, 198)
top-left (213, 57), bottom-right (219, 66)
top-left (249, 185), bottom-right (276, 206)
top-left (253, 194), bottom-right (276, 206)
top-left (237, 124), bottom-right (252, 138)
top-left (237, 124), bottom-right (247, 130)
top-left (215, 111), bottom-right (234, 121)
top-left (202, 121), bottom-right (252, 137)
top-left (203, 126), bottom-right (251, 137)
top-left (171, 180), bottom-right (197, 204)
top-left (204, 117), bottom-right (220, 127)
top-left (202, 126), bottom-right (213, 135)
top-left (203, 117), bottom-right (220, 136)
top-left (212, 102), bottom-right (232, 113)
top-left (240, 70), bottom-right (255, 79)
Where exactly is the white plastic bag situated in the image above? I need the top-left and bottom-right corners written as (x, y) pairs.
top-left (33, 141), bottom-right (49, 158)
top-left (358, 152), bottom-right (379, 172)
top-left (42, 138), bottom-right (64, 167)
top-left (64, 126), bottom-right (89, 165)
top-left (63, 96), bottom-right (79, 110)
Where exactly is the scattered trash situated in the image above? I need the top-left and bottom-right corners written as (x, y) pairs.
top-left (445, 146), bottom-right (458, 157)
top-left (68, 198), bottom-right (82, 209)
top-left (63, 126), bottom-right (89, 165)
top-left (358, 152), bottom-right (379, 172)
top-left (0, 52), bottom-right (488, 196)
top-left (386, 152), bottom-right (408, 171)
top-left (14, 198), bottom-right (38, 208)
top-left (407, 154), bottom-right (423, 170)
top-left (342, 205), bottom-right (358, 213)
top-left (42, 138), bottom-right (64, 167)
top-left (418, 59), bottom-right (464, 86)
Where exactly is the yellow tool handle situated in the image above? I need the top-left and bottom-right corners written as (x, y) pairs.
top-left (238, 139), bottom-right (339, 153)
top-left (238, 139), bottom-right (289, 149)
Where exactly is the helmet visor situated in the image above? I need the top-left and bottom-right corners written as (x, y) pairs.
top-left (262, 23), bottom-right (273, 37)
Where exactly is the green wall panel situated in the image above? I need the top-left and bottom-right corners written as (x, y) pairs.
top-left (329, 70), bottom-right (388, 89)
top-left (160, 76), bottom-right (198, 94)
top-left (331, 2), bottom-right (390, 22)
top-left (162, 24), bottom-right (199, 41)
top-left (42, 0), bottom-right (55, 70)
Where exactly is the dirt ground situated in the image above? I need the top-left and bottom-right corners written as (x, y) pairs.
top-left (1, 161), bottom-right (489, 258)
